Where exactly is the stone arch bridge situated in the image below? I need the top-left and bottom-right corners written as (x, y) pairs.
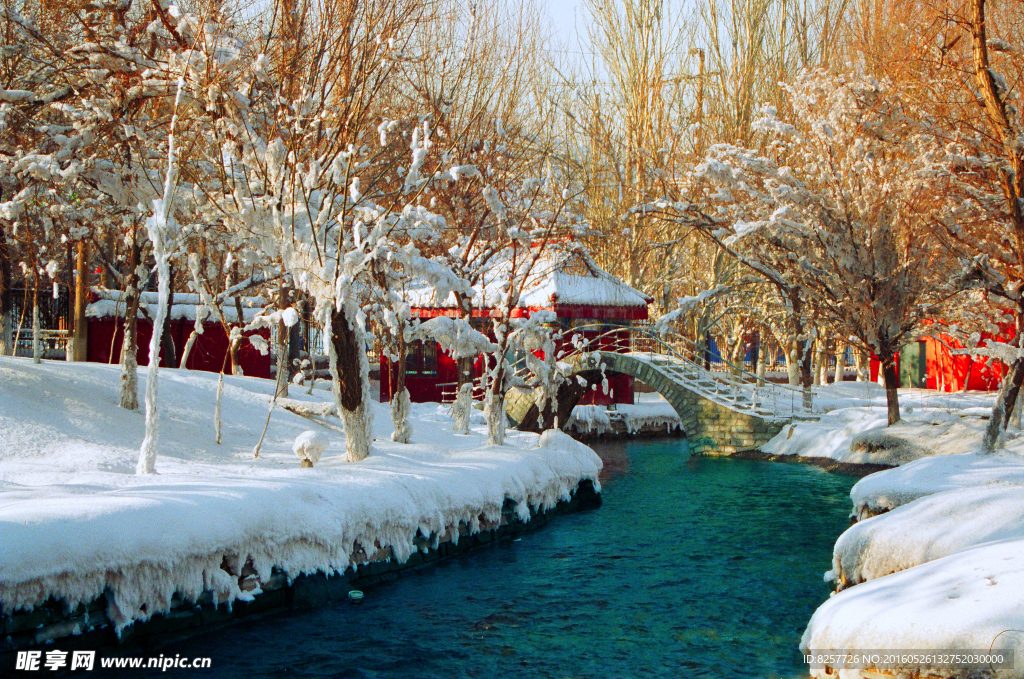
top-left (504, 326), bottom-right (813, 456)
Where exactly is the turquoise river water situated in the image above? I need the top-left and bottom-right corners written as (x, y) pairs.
top-left (130, 439), bottom-right (857, 678)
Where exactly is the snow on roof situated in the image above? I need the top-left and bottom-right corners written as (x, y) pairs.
top-left (404, 242), bottom-right (652, 310)
top-left (86, 289), bottom-right (265, 323)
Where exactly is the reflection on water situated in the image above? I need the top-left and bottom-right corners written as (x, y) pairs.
top-left (141, 439), bottom-right (856, 679)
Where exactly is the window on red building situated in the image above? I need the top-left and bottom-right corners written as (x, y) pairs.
top-left (406, 341), bottom-right (438, 376)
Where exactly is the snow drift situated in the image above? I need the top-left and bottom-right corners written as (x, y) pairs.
top-left (0, 358), bottom-right (601, 634)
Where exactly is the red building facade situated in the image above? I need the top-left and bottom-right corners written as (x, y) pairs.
top-left (867, 323), bottom-right (1012, 392)
top-left (85, 290), bottom-right (271, 378)
top-left (380, 245), bottom-right (652, 404)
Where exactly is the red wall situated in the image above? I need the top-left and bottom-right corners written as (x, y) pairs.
top-left (87, 318), bottom-right (271, 378)
top-left (380, 343), bottom-right (464, 403)
top-left (924, 334), bottom-right (1006, 392)
top-left (867, 329), bottom-right (1010, 392)
top-left (379, 321), bottom-right (638, 405)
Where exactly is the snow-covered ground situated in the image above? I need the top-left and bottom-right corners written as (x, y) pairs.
top-left (808, 381), bottom-right (996, 413)
top-left (804, 538), bottom-right (1024, 675)
top-left (803, 453), bottom-right (1024, 678)
top-left (763, 382), bottom-right (1001, 466)
top-left (0, 357), bottom-right (601, 634)
top-left (791, 385), bottom-right (1024, 678)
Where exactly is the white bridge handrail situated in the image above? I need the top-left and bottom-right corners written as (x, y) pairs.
top-left (555, 323), bottom-right (812, 420)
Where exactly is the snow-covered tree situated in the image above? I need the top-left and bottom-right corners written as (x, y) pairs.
top-left (647, 70), bottom-right (950, 424)
top-left (921, 0), bottom-right (1024, 449)
top-left (478, 193), bottom-right (585, 445)
top-left (369, 232), bottom-right (477, 443)
top-left (1, 0), bottom-right (217, 472)
top-left (171, 0), bottom-right (492, 461)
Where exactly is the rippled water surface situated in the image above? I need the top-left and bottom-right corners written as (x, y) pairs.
top-left (148, 439), bottom-right (856, 679)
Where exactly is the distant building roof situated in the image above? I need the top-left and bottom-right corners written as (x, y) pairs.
top-left (405, 242), bottom-right (652, 312)
top-left (86, 289), bottom-right (265, 323)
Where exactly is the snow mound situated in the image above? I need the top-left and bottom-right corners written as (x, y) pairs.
top-left (566, 398), bottom-right (681, 436)
top-left (763, 406), bottom-right (995, 465)
top-left (293, 430), bottom-right (328, 466)
top-left (616, 401), bottom-right (681, 434)
top-left (850, 451), bottom-right (1024, 519)
top-left (539, 429), bottom-right (604, 485)
top-left (566, 405), bottom-right (612, 435)
top-left (810, 382), bottom-right (996, 414)
top-left (829, 485), bottom-right (1024, 589)
top-left (802, 539), bottom-right (1024, 676)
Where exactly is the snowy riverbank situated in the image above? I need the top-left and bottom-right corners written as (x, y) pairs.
top-left (784, 386), bottom-right (1024, 677)
top-left (0, 358), bottom-right (602, 640)
top-left (762, 382), bottom-right (1000, 466)
top-left (802, 451), bottom-right (1024, 678)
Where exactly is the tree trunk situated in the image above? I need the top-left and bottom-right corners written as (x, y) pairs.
top-left (998, 312), bottom-right (1024, 427)
top-left (784, 287), bottom-right (813, 409)
top-left (812, 337), bottom-right (824, 386)
top-left (390, 333), bottom-right (412, 443)
top-left (228, 295), bottom-right (245, 375)
top-left (800, 338), bottom-right (814, 411)
top-left (822, 338), bottom-right (834, 384)
top-left (275, 283), bottom-right (289, 398)
top-left (961, 360), bottom-right (974, 391)
top-left (101, 230), bottom-right (116, 288)
top-left (179, 326), bottom-right (199, 368)
top-left (755, 336), bottom-right (767, 382)
top-left (329, 303), bottom-right (372, 461)
top-left (983, 356), bottom-right (1024, 452)
top-left (229, 263), bottom-right (245, 375)
top-left (784, 288), bottom-right (803, 389)
top-left (71, 239), bottom-right (89, 361)
top-left (786, 338), bottom-right (800, 386)
top-left (31, 279), bottom-right (41, 364)
top-left (880, 350), bottom-right (901, 426)
top-left (118, 238), bottom-right (141, 410)
top-left (159, 266), bottom-right (177, 368)
top-left (138, 244), bottom-right (171, 475)
top-left (1010, 376), bottom-right (1024, 430)
top-left (1003, 357), bottom-right (1024, 422)
top-left (227, 329), bottom-right (241, 375)
top-left (834, 342), bottom-right (846, 384)
top-left (289, 299), bottom-right (304, 365)
top-left (728, 332), bottom-right (745, 375)
top-left (485, 350), bottom-right (507, 446)
top-left (0, 223), bottom-right (11, 356)
top-left (454, 295), bottom-right (476, 393)
top-left (453, 382), bottom-right (473, 434)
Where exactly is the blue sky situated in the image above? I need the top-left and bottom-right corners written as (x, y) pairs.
top-left (540, 0), bottom-right (585, 49)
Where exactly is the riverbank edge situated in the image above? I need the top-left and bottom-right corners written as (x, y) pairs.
top-left (732, 449), bottom-right (894, 477)
top-left (566, 425), bottom-right (891, 478)
top-left (0, 480), bottom-right (601, 663)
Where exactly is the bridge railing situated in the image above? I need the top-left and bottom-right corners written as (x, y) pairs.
top-left (558, 323), bottom-right (813, 420)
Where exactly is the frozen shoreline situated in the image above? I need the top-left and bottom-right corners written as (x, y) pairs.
top-left (0, 358), bottom-right (602, 646)
top-left (772, 385), bottom-right (1024, 678)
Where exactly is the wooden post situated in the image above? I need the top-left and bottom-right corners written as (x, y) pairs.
top-left (275, 282), bottom-right (289, 398)
top-left (72, 240), bottom-right (89, 361)
top-left (0, 222), bottom-right (11, 356)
